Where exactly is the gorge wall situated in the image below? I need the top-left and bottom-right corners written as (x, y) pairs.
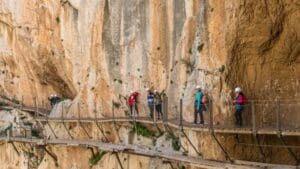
top-left (0, 0), bottom-right (299, 168)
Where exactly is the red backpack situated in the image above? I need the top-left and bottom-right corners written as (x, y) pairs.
top-left (241, 93), bottom-right (247, 105)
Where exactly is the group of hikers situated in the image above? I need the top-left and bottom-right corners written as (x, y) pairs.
top-left (127, 89), bottom-right (163, 119)
top-left (193, 86), bottom-right (246, 127)
top-left (128, 86), bottom-right (246, 127)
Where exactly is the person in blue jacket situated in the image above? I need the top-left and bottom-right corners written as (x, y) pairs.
top-left (194, 85), bottom-right (204, 125)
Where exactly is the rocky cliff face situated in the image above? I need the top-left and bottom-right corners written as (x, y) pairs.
top-left (0, 0), bottom-right (299, 168)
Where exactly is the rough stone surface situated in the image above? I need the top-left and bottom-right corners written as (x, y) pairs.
top-left (0, 0), bottom-right (299, 168)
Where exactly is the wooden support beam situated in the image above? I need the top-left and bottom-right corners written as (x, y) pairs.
top-left (45, 113), bottom-right (58, 139)
top-left (10, 142), bottom-right (20, 156)
top-left (61, 103), bottom-right (73, 139)
top-left (278, 134), bottom-right (300, 165)
top-left (211, 132), bottom-right (233, 163)
top-left (43, 146), bottom-right (58, 167)
top-left (181, 130), bottom-right (202, 156)
top-left (253, 134), bottom-right (266, 162)
top-left (113, 152), bottom-right (125, 169)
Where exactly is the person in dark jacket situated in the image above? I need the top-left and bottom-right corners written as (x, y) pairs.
top-left (154, 90), bottom-right (163, 120)
top-left (48, 94), bottom-right (55, 108)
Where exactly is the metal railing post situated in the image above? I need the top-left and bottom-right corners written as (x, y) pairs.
top-left (180, 99), bottom-right (183, 130)
top-left (21, 96), bottom-right (24, 109)
top-left (153, 102), bottom-right (156, 123)
top-left (112, 100), bottom-right (115, 122)
top-left (276, 99), bottom-right (281, 134)
top-left (165, 96), bottom-right (168, 122)
top-left (162, 96), bottom-right (166, 122)
top-left (252, 100), bottom-right (256, 134)
top-left (94, 102), bottom-right (97, 119)
top-left (77, 102), bottom-right (80, 121)
top-left (61, 102), bottom-right (64, 120)
top-left (34, 97), bottom-right (38, 118)
top-left (6, 128), bottom-right (11, 141)
top-left (209, 99), bottom-right (213, 130)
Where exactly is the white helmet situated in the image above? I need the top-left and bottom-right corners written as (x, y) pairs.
top-left (196, 85), bottom-right (201, 89)
top-left (146, 88), bottom-right (150, 91)
top-left (154, 90), bottom-right (157, 93)
top-left (235, 87), bottom-right (242, 93)
top-left (130, 91), bottom-right (134, 94)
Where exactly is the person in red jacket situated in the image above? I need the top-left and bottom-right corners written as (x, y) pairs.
top-left (233, 87), bottom-right (247, 127)
top-left (128, 91), bottom-right (139, 117)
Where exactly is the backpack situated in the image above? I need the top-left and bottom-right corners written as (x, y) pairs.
top-left (201, 94), bottom-right (208, 104)
top-left (236, 93), bottom-right (246, 105)
top-left (241, 94), bottom-right (246, 105)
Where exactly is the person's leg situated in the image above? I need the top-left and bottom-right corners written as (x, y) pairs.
top-left (235, 109), bottom-right (239, 126)
top-left (130, 106), bottom-right (133, 117)
top-left (194, 106), bottom-right (198, 124)
top-left (157, 104), bottom-right (162, 120)
top-left (238, 108), bottom-right (243, 126)
top-left (200, 106), bottom-right (204, 125)
top-left (149, 105), bottom-right (154, 118)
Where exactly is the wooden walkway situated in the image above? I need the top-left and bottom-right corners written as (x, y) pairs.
top-left (0, 136), bottom-right (296, 169)
top-left (1, 97), bottom-right (300, 137)
top-left (34, 116), bottom-right (300, 136)
top-left (1, 100), bottom-right (300, 168)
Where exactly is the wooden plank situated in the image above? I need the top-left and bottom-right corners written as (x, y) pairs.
top-left (0, 137), bottom-right (297, 169)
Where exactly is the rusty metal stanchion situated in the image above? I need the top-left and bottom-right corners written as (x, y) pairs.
top-left (21, 96), bottom-right (24, 109)
top-left (112, 100), bottom-right (115, 123)
top-left (251, 100), bottom-right (256, 134)
top-left (164, 96), bottom-right (168, 122)
top-left (61, 102), bottom-right (64, 120)
top-left (276, 99), bottom-right (281, 136)
top-left (209, 99), bottom-right (213, 131)
top-left (34, 97), bottom-right (38, 118)
top-left (77, 102), bottom-right (80, 121)
top-left (179, 99), bottom-right (183, 131)
top-left (153, 102), bottom-right (156, 124)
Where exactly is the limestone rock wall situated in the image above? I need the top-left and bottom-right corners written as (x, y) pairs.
top-left (0, 0), bottom-right (299, 168)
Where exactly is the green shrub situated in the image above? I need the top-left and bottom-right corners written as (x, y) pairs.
top-left (11, 98), bottom-right (20, 104)
top-left (31, 129), bottom-right (39, 137)
top-left (0, 102), bottom-right (8, 106)
top-left (113, 101), bottom-right (121, 109)
top-left (131, 122), bottom-right (155, 138)
top-left (166, 132), bottom-right (181, 151)
top-left (89, 151), bottom-right (107, 166)
top-left (56, 16), bottom-right (60, 23)
top-left (1, 95), bottom-right (9, 100)
top-left (24, 121), bottom-right (33, 126)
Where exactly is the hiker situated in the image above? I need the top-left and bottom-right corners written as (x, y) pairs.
top-left (233, 87), bottom-right (246, 127)
top-left (194, 86), bottom-right (204, 125)
top-left (146, 88), bottom-right (155, 118)
top-left (53, 94), bottom-right (61, 105)
top-left (154, 90), bottom-right (163, 120)
top-left (48, 94), bottom-right (55, 108)
top-left (128, 91), bottom-right (139, 117)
